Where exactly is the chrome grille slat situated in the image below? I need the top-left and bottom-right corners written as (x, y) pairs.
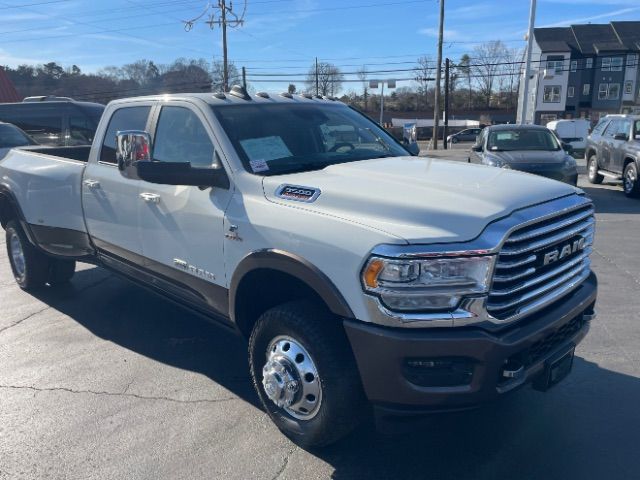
top-left (487, 201), bottom-right (594, 321)
top-left (488, 261), bottom-right (588, 311)
top-left (491, 249), bottom-right (592, 296)
top-left (495, 254), bottom-right (537, 270)
top-left (499, 220), bottom-right (594, 256)
top-left (505, 208), bottom-right (594, 243)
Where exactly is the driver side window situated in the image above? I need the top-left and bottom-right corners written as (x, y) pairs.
top-left (153, 106), bottom-right (215, 168)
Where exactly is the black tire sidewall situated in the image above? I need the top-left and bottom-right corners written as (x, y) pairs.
top-left (5, 221), bottom-right (49, 289)
top-left (624, 163), bottom-right (640, 197)
top-left (587, 156), bottom-right (602, 184)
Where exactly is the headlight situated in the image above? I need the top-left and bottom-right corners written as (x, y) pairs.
top-left (484, 157), bottom-right (508, 168)
top-left (362, 256), bottom-right (495, 312)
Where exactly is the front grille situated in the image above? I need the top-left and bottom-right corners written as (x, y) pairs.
top-left (487, 202), bottom-right (595, 321)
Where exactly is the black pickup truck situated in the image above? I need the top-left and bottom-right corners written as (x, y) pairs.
top-left (585, 114), bottom-right (640, 197)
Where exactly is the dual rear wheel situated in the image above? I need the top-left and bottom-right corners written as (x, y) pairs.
top-left (5, 220), bottom-right (75, 290)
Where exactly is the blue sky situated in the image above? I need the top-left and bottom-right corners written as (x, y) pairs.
top-left (1, 0), bottom-right (639, 92)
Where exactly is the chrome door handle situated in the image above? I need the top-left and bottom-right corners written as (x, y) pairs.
top-left (83, 179), bottom-right (100, 189)
top-left (139, 192), bottom-right (160, 204)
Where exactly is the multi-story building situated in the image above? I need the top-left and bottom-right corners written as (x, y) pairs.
top-left (518, 21), bottom-right (640, 125)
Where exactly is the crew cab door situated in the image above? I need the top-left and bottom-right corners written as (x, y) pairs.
top-left (611, 119), bottom-right (632, 173)
top-left (600, 120), bottom-right (619, 172)
top-left (137, 102), bottom-right (233, 314)
top-left (83, 104), bottom-right (154, 257)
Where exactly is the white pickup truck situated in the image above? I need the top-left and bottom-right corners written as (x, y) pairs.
top-left (0, 87), bottom-right (597, 447)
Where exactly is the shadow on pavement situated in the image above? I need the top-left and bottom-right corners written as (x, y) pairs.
top-left (581, 185), bottom-right (640, 214)
top-left (30, 268), bottom-right (260, 408)
top-left (29, 268), bottom-right (640, 479)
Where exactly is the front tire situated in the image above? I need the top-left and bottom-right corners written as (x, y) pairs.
top-left (249, 300), bottom-right (365, 448)
top-left (623, 162), bottom-right (640, 198)
top-left (587, 155), bottom-right (603, 184)
top-left (5, 220), bottom-right (50, 290)
top-left (451, 137), bottom-right (459, 144)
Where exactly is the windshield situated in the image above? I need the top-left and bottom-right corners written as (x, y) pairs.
top-left (0, 124), bottom-right (36, 148)
top-left (487, 129), bottom-right (561, 152)
top-left (212, 103), bottom-right (408, 175)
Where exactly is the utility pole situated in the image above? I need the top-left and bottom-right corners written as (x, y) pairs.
top-left (519, 0), bottom-right (537, 124)
top-left (242, 66), bottom-right (247, 90)
top-left (315, 57), bottom-right (319, 96)
top-left (183, 1), bottom-right (246, 92)
top-left (432, 0), bottom-right (445, 150)
top-left (443, 58), bottom-right (450, 150)
top-left (379, 82), bottom-right (385, 125)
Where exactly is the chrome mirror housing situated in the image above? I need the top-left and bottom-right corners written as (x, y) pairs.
top-left (116, 130), bottom-right (152, 178)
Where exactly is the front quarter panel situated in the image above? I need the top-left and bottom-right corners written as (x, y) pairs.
top-left (223, 174), bottom-right (407, 322)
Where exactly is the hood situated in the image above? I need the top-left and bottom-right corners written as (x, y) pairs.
top-left (262, 156), bottom-right (577, 244)
top-left (486, 149), bottom-right (566, 164)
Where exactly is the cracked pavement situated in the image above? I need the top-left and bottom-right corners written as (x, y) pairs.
top-left (1, 168), bottom-right (640, 479)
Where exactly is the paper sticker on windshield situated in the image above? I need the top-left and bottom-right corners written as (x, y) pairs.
top-left (249, 159), bottom-right (269, 172)
top-left (276, 185), bottom-right (321, 203)
top-left (240, 136), bottom-right (292, 162)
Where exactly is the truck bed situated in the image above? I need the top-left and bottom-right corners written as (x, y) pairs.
top-left (0, 146), bottom-right (89, 255)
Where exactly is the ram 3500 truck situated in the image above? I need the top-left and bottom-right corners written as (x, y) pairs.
top-left (0, 88), bottom-right (597, 447)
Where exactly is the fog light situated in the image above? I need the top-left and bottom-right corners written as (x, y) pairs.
top-left (403, 357), bottom-right (474, 387)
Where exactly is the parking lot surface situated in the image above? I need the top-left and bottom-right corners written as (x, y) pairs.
top-left (1, 162), bottom-right (640, 479)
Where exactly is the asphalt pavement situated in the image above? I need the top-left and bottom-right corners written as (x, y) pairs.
top-left (1, 156), bottom-right (640, 479)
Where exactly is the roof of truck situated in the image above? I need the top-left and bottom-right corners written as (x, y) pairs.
top-left (109, 87), bottom-right (343, 107)
top-left (485, 124), bottom-right (550, 131)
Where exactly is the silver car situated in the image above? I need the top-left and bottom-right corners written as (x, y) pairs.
top-left (469, 124), bottom-right (578, 186)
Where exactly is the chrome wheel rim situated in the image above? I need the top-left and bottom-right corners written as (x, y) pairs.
top-left (9, 232), bottom-right (26, 278)
top-left (624, 167), bottom-right (636, 193)
top-left (262, 336), bottom-right (322, 420)
top-left (589, 159), bottom-right (597, 179)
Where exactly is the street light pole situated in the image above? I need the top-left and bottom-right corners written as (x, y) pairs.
top-left (519, 0), bottom-right (537, 124)
top-left (379, 82), bottom-right (385, 125)
top-left (432, 0), bottom-right (445, 150)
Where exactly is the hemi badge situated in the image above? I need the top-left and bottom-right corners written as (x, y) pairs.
top-left (276, 184), bottom-right (321, 203)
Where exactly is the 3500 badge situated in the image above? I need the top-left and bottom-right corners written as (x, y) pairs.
top-left (276, 184), bottom-right (321, 203)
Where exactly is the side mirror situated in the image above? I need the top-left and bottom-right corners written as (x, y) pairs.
top-left (135, 161), bottom-right (229, 189)
top-left (471, 144), bottom-right (483, 152)
top-left (116, 130), bottom-right (151, 179)
top-left (406, 142), bottom-right (420, 156)
top-left (561, 142), bottom-right (574, 154)
top-left (614, 133), bottom-right (629, 141)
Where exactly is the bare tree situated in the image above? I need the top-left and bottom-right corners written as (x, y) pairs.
top-left (472, 40), bottom-right (508, 108)
top-left (357, 66), bottom-right (369, 111)
top-left (305, 62), bottom-right (344, 96)
top-left (502, 47), bottom-right (524, 109)
top-left (457, 54), bottom-right (472, 109)
top-left (288, 83), bottom-right (296, 94)
top-left (415, 55), bottom-right (433, 109)
top-left (211, 61), bottom-right (241, 92)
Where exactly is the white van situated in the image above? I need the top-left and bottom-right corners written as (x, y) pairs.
top-left (546, 119), bottom-right (590, 157)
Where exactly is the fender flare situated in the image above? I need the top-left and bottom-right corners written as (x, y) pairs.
top-left (0, 183), bottom-right (38, 246)
top-left (229, 249), bottom-right (355, 322)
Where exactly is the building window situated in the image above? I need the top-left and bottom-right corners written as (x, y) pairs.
top-left (628, 54), bottom-right (638, 68)
top-left (625, 81), bottom-right (633, 95)
top-left (546, 57), bottom-right (564, 74)
top-left (586, 58), bottom-right (593, 69)
top-left (601, 57), bottom-right (611, 71)
top-left (543, 85), bottom-right (562, 103)
top-left (570, 60), bottom-right (577, 72)
top-left (568, 86), bottom-right (575, 97)
top-left (583, 84), bottom-right (590, 95)
top-left (611, 57), bottom-right (623, 71)
top-left (598, 83), bottom-right (620, 100)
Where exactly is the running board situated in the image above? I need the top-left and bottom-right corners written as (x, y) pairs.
top-left (597, 170), bottom-right (623, 181)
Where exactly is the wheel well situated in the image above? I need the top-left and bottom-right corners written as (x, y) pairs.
top-left (0, 194), bottom-right (18, 229)
top-left (234, 268), bottom-right (330, 338)
top-left (586, 149), bottom-right (597, 161)
top-left (623, 157), bottom-right (636, 170)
